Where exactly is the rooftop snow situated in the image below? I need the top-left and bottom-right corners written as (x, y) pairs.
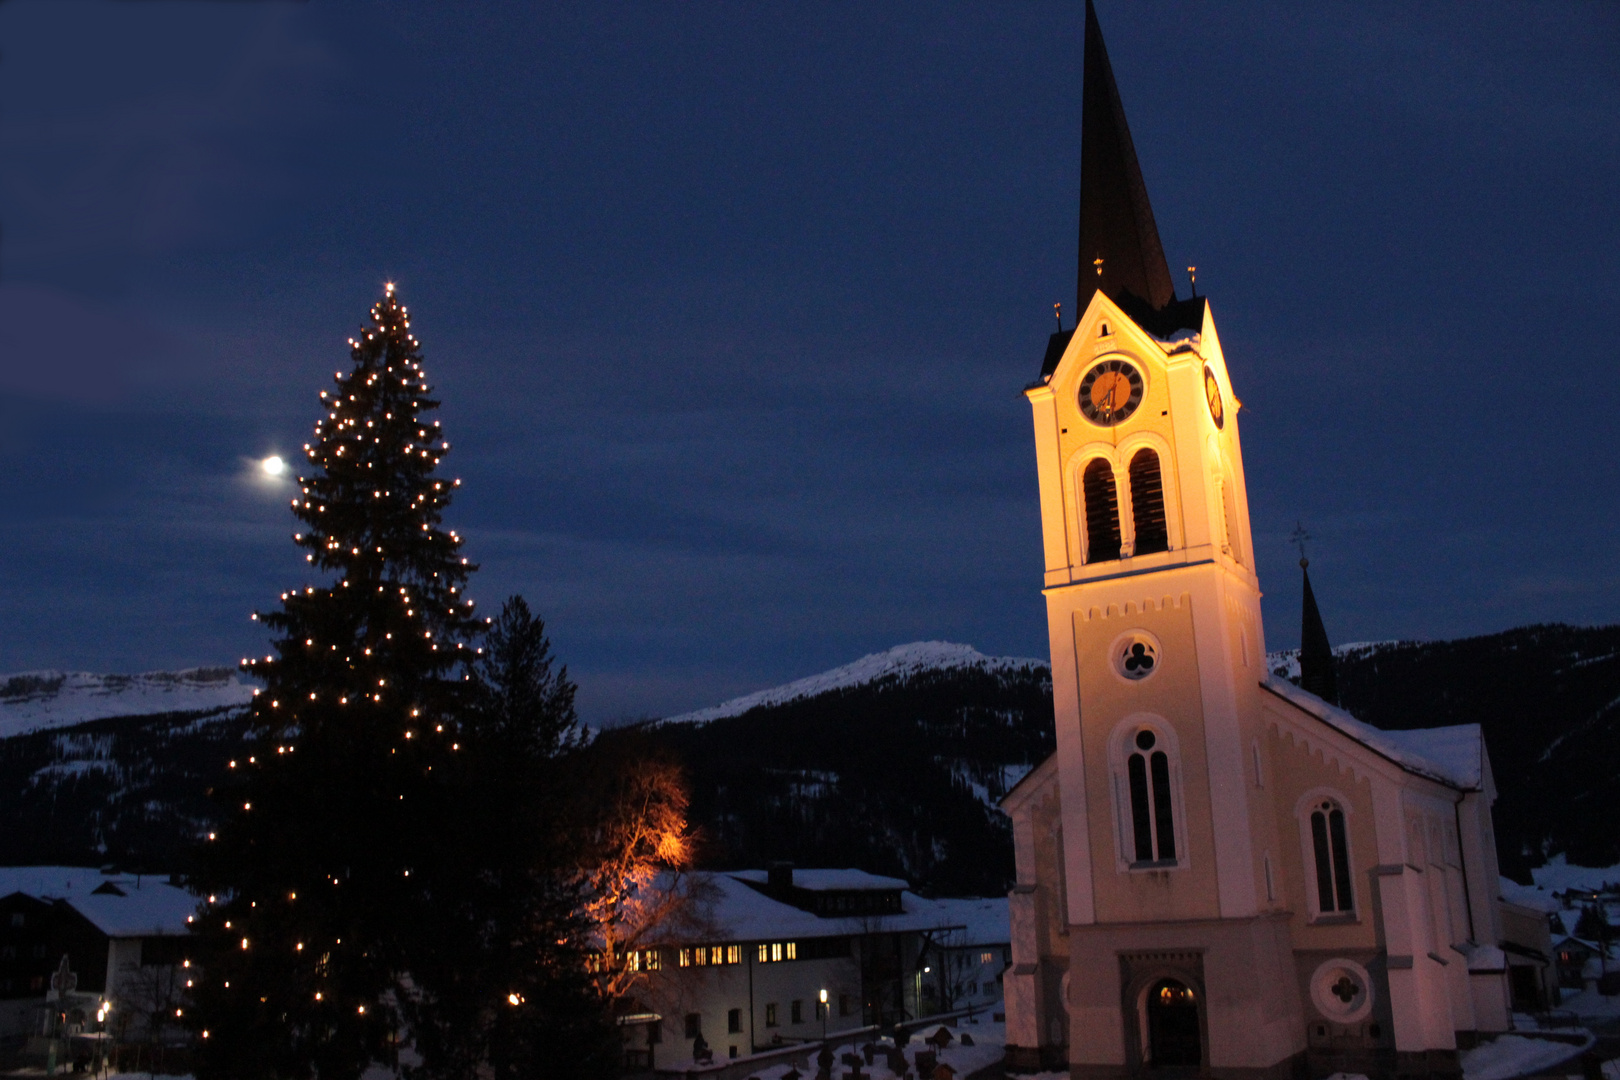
top-left (0, 668), bottom-right (255, 739)
top-left (650, 872), bottom-right (989, 944)
top-left (730, 868), bottom-right (910, 892)
top-left (1499, 875), bottom-right (1562, 914)
top-left (0, 866), bottom-right (197, 938)
top-left (661, 642), bottom-right (1047, 725)
top-left (925, 896), bottom-right (1009, 947)
top-left (1263, 675), bottom-right (1482, 789)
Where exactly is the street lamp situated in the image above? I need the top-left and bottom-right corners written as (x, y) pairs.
top-left (819, 988), bottom-right (828, 1043)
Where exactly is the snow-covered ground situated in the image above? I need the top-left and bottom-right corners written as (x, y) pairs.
top-left (0, 668), bottom-right (255, 739)
top-left (735, 1015), bottom-right (1006, 1080)
top-left (661, 642), bottom-right (1047, 725)
top-left (1460, 1031), bottom-right (1594, 1080)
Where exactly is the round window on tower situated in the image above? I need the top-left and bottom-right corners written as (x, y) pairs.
top-left (1110, 631), bottom-right (1163, 682)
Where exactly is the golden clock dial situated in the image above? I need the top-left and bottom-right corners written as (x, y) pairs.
top-left (1078, 359), bottom-right (1143, 426)
top-left (1204, 367), bottom-right (1224, 429)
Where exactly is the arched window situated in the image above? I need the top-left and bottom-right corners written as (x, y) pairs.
top-left (1129, 449), bottom-right (1168, 555)
top-left (1309, 799), bottom-right (1354, 914)
top-left (1083, 458), bottom-right (1122, 563)
top-left (1126, 728), bottom-right (1176, 864)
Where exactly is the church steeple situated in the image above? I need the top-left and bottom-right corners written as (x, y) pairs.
top-left (1298, 559), bottom-right (1339, 704)
top-left (1079, 0), bottom-right (1176, 315)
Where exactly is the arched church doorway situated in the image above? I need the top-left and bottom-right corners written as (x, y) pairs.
top-left (1145, 978), bottom-right (1201, 1068)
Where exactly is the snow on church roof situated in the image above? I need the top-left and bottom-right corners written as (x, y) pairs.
top-left (1262, 675), bottom-right (1483, 790)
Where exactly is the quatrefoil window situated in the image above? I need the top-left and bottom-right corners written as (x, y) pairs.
top-left (1331, 976), bottom-right (1358, 1003)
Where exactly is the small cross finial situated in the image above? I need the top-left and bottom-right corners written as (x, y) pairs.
top-left (1188, 266), bottom-right (1198, 296)
top-left (1053, 302), bottom-right (1063, 331)
top-left (1093, 256), bottom-right (1105, 277)
top-left (1291, 521), bottom-right (1311, 568)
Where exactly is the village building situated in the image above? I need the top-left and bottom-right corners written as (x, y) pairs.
top-left (621, 866), bottom-right (1007, 1071)
top-left (0, 867), bottom-right (195, 1055)
top-left (999, 4), bottom-right (1552, 1076)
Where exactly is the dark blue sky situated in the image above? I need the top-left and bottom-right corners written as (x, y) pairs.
top-left (2, 2), bottom-right (1617, 722)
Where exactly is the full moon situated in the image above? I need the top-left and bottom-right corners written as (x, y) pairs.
top-left (261, 455), bottom-right (286, 477)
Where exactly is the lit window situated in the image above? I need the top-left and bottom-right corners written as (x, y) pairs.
top-left (726, 945), bottom-right (741, 965)
top-left (694, 947), bottom-right (707, 967)
top-left (980, 951), bottom-right (994, 965)
top-left (771, 942), bottom-right (783, 962)
top-left (785, 942), bottom-right (796, 960)
top-left (678, 948), bottom-right (692, 968)
top-left (758, 944), bottom-right (769, 963)
top-left (710, 946), bottom-right (723, 966)
top-left (644, 950), bottom-right (660, 972)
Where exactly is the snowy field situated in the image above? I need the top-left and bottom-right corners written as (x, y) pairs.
top-left (0, 668), bottom-right (255, 738)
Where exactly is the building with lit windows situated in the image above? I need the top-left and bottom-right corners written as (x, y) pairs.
top-left (998, 5), bottom-right (1546, 1077)
top-left (621, 867), bottom-right (1006, 1069)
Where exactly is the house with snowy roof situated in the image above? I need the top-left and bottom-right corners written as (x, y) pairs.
top-left (0, 867), bottom-right (196, 1045)
top-left (998, 5), bottom-right (1540, 1077)
top-left (621, 866), bottom-right (1004, 1070)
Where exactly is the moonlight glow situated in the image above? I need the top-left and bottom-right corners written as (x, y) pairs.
top-left (262, 456), bottom-right (287, 477)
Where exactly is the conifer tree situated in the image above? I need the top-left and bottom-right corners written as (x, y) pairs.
top-left (404, 597), bottom-right (619, 1080)
top-left (188, 286), bottom-right (483, 1080)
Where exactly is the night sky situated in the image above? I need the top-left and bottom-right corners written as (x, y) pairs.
top-left (2, 2), bottom-right (1617, 723)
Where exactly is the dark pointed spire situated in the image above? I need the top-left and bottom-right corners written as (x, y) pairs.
top-left (1038, 0), bottom-right (1202, 383)
top-left (1298, 558), bottom-right (1339, 704)
top-left (1080, 0), bottom-right (1177, 316)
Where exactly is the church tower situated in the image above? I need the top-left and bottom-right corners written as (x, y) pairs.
top-left (1014, 0), bottom-right (1302, 1072)
top-left (1003, 6), bottom-right (1513, 1078)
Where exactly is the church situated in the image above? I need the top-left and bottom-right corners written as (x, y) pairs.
top-left (1000, 5), bottom-right (1522, 1077)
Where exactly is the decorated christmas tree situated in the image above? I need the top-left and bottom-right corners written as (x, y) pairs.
top-left (188, 285), bottom-right (485, 1079)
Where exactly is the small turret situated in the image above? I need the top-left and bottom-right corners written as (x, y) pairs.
top-left (1298, 558), bottom-right (1338, 704)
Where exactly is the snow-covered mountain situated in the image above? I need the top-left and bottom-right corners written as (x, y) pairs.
top-left (662, 642), bottom-right (1047, 725)
top-left (0, 668), bottom-right (256, 740)
top-left (1264, 641), bottom-right (1404, 682)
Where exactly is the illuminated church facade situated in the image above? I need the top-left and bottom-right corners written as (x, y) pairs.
top-left (1001, 5), bottom-right (1520, 1077)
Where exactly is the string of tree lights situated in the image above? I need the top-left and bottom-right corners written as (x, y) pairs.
top-left (185, 287), bottom-right (500, 1078)
top-left (184, 287), bottom-right (684, 1080)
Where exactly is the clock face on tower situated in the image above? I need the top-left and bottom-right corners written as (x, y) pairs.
top-left (1078, 359), bottom-right (1144, 426)
top-left (1204, 367), bottom-right (1224, 429)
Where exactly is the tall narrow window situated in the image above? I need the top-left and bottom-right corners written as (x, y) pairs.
top-left (1127, 728), bottom-right (1176, 864)
top-left (1129, 449), bottom-right (1169, 555)
top-left (1083, 459), bottom-right (1122, 562)
top-left (1310, 800), bottom-right (1354, 913)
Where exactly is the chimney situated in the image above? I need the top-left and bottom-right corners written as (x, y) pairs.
top-left (767, 862), bottom-right (794, 891)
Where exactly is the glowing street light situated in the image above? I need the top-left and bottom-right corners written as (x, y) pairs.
top-left (262, 455), bottom-right (287, 477)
